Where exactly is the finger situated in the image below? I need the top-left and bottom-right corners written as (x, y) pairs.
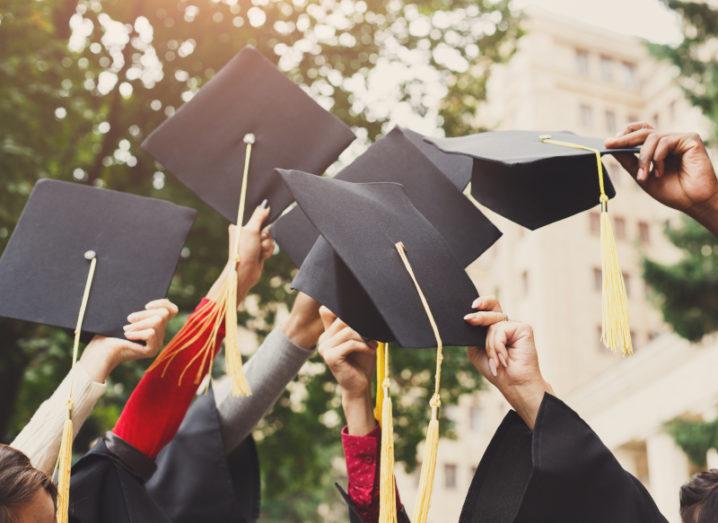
top-left (464, 311), bottom-right (508, 326)
top-left (637, 132), bottom-right (662, 181)
top-left (145, 298), bottom-right (179, 316)
top-left (471, 295), bottom-right (502, 312)
top-left (123, 315), bottom-right (164, 333)
top-left (260, 225), bottom-right (272, 241)
top-left (319, 306), bottom-right (340, 332)
top-left (326, 339), bottom-right (376, 362)
top-left (260, 238), bottom-right (275, 260)
top-left (488, 324), bottom-right (509, 368)
top-left (653, 134), bottom-right (681, 178)
top-left (604, 127), bottom-right (653, 149)
top-left (483, 327), bottom-right (500, 377)
top-left (124, 328), bottom-right (156, 342)
top-left (245, 203), bottom-right (271, 233)
top-left (127, 308), bottom-right (170, 323)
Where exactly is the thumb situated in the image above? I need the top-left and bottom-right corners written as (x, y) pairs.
top-left (244, 201), bottom-right (271, 232)
top-left (319, 306), bottom-right (337, 331)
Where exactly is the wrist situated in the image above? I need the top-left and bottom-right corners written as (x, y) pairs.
top-left (503, 378), bottom-right (551, 430)
top-left (688, 193), bottom-right (718, 235)
top-left (79, 342), bottom-right (119, 384)
top-left (283, 310), bottom-right (322, 351)
top-left (341, 389), bottom-right (376, 436)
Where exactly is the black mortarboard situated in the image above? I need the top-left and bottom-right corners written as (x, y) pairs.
top-left (428, 130), bottom-right (639, 230)
top-left (272, 126), bottom-right (501, 269)
top-left (400, 127), bottom-right (473, 190)
top-left (142, 46), bottom-right (355, 225)
top-left (0, 179), bottom-right (195, 337)
top-left (279, 169), bottom-right (484, 348)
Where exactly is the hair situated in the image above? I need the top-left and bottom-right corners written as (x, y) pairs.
top-left (681, 469), bottom-right (718, 523)
top-left (0, 444), bottom-right (57, 522)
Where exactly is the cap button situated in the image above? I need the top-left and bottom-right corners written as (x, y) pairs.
top-left (243, 133), bottom-right (256, 144)
top-left (84, 250), bottom-right (96, 260)
top-left (539, 134), bottom-right (552, 140)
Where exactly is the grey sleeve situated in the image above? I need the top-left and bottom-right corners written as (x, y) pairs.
top-left (214, 328), bottom-right (312, 453)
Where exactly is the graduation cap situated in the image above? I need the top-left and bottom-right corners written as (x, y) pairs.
top-left (141, 46), bottom-right (355, 396)
top-left (400, 127), bottom-right (473, 190)
top-left (272, 126), bottom-right (501, 269)
top-left (0, 179), bottom-right (196, 521)
top-left (280, 169), bottom-right (485, 523)
top-left (429, 130), bottom-right (637, 355)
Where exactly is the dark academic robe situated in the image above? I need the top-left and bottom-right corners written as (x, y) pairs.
top-left (459, 393), bottom-right (668, 523)
top-left (69, 389), bottom-right (260, 522)
top-left (335, 483), bottom-right (411, 523)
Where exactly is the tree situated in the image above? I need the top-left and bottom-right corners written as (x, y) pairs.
top-left (0, 1), bottom-right (521, 520)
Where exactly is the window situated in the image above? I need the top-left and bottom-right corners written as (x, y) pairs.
top-left (628, 114), bottom-right (639, 124)
top-left (444, 463), bottom-right (457, 489)
top-left (579, 103), bottom-right (593, 128)
top-left (614, 216), bottom-right (627, 240)
top-left (638, 221), bottom-right (650, 245)
top-left (468, 405), bottom-right (482, 432)
top-left (600, 55), bottom-right (614, 82)
top-left (620, 61), bottom-right (637, 87)
top-left (593, 267), bottom-right (602, 292)
top-left (521, 270), bottom-right (529, 295)
top-left (589, 211), bottom-right (600, 235)
top-left (605, 110), bottom-right (617, 135)
top-left (623, 272), bottom-right (631, 298)
top-left (669, 100), bottom-right (677, 122)
top-left (576, 49), bottom-right (590, 75)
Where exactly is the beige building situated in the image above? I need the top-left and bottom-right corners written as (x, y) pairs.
top-left (394, 9), bottom-right (716, 523)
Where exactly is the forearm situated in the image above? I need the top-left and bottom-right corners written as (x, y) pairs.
top-left (214, 328), bottom-right (312, 452)
top-left (503, 380), bottom-right (553, 430)
top-left (688, 194), bottom-right (718, 236)
top-left (342, 390), bottom-right (377, 436)
top-left (11, 363), bottom-right (106, 475)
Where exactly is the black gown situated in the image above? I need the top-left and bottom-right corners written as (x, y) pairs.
top-left (69, 388), bottom-right (260, 522)
top-left (459, 393), bottom-right (668, 523)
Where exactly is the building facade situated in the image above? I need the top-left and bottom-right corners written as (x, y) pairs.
top-left (394, 9), bottom-right (716, 523)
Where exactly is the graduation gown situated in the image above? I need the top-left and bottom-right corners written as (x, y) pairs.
top-left (69, 389), bottom-right (260, 522)
top-left (459, 393), bottom-right (667, 523)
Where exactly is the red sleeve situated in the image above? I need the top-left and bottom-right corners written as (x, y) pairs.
top-left (112, 298), bottom-right (223, 459)
top-left (341, 425), bottom-right (405, 523)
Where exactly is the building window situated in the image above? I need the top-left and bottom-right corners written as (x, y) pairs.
top-left (579, 103), bottom-right (593, 128)
top-left (589, 211), bottom-right (600, 235)
top-left (605, 109), bottom-right (617, 135)
top-left (521, 270), bottom-right (529, 295)
top-left (600, 55), bottom-right (614, 82)
top-left (593, 267), bottom-right (602, 292)
top-left (669, 100), bottom-right (677, 122)
top-left (623, 272), bottom-right (631, 298)
top-left (627, 114), bottom-right (639, 124)
top-left (444, 463), bottom-right (457, 489)
top-left (620, 61), bottom-right (637, 87)
top-left (468, 405), bottom-right (481, 432)
top-left (576, 49), bottom-right (590, 75)
top-left (614, 216), bottom-right (627, 240)
top-left (638, 221), bottom-right (651, 245)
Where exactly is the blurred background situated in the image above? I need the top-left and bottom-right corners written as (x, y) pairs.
top-left (1, 1), bottom-right (717, 521)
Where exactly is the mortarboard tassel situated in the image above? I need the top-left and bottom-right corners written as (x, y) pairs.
top-left (539, 136), bottom-right (633, 355)
top-left (56, 251), bottom-right (98, 523)
top-left (395, 242), bottom-right (444, 523)
top-left (147, 134), bottom-right (256, 395)
top-left (377, 342), bottom-right (398, 523)
top-left (374, 341), bottom-right (386, 424)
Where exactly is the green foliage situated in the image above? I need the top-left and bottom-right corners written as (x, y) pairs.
top-left (643, 217), bottom-right (718, 342)
top-left (666, 416), bottom-right (718, 468)
top-left (0, 0), bottom-right (519, 519)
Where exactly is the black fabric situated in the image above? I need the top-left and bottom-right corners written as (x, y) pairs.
top-left (0, 179), bottom-right (195, 338)
top-left (335, 483), bottom-right (411, 523)
top-left (401, 127), bottom-right (472, 190)
top-left (459, 394), bottom-right (668, 523)
top-left (70, 389), bottom-right (260, 523)
top-left (429, 130), bottom-right (639, 230)
top-left (142, 46), bottom-right (355, 225)
top-left (273, 127), bottom-right (501, 269)
top-left (147, 389), bottom-right (261, 523)
top-left (281, 170), bottom-right (485, 348)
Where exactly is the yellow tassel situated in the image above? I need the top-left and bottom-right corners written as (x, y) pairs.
top-left (413, 410), bottom-right (440, 523)
top-left (374, 342), bottom-right (386, 425)
top-left (225, 268), bottom-right (251, 396)
top-left (378, 343), bottom-right (397, 523)
top-left (600, 199), bottom-right (633, 355)
top-left (55, 409), bottom-right (73, 523)
top-left (538, 135), bottom-right (633, 355)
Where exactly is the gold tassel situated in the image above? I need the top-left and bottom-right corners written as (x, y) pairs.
top-left (378, 343), bottom-right (397, 523)
top-left (225, 266), bottom-right (251, 396)
top-left (56, 251), bottom-right (98, 523)
top-left (539, 135), bottom-right (632, 355)
top-left (395, 242), bottom-right (444, 523)
top-left (374, 342), bottom-right (386, 425)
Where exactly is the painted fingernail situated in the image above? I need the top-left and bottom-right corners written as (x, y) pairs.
top-left (499, 354), bottom-right (508, 368)
top-left (259, 199), bottom-right (269, 209)
top-left (472, 297), bottom-right (482, 308)
top-left (123, 324), bottom-right (131, 331)
top-left (489, 358), bottom-right (498, 377)
top-left (464, 313), bottom-right (475, 321)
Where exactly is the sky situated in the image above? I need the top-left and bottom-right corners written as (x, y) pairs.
top-left (515, 0), bottom-right (683, 44)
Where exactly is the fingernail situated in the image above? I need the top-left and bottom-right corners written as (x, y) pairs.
top-left (489, 358), bottom-right (498, 377)
top-left (259, 199), bottom-right (269, 209)
top-left (464, 313), bottom-right (474, 321)
top-left (472, 297), bottom-right (481, 308)
top-left (636, 167), bottom-right (644, 180)
top-left (127, 313), bottom-right (137, 321)
top-left (123, 324), bottom-right (131, 331)
top-left (499, 354), bottom-right (508, 368)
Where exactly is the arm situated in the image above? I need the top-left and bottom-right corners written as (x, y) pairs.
top-left (214, 292), bottom-right (323, 453)
top-left (112, 204), bottom-right (274, 459)
top-left (605, 123), bottom-right (718, 236)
